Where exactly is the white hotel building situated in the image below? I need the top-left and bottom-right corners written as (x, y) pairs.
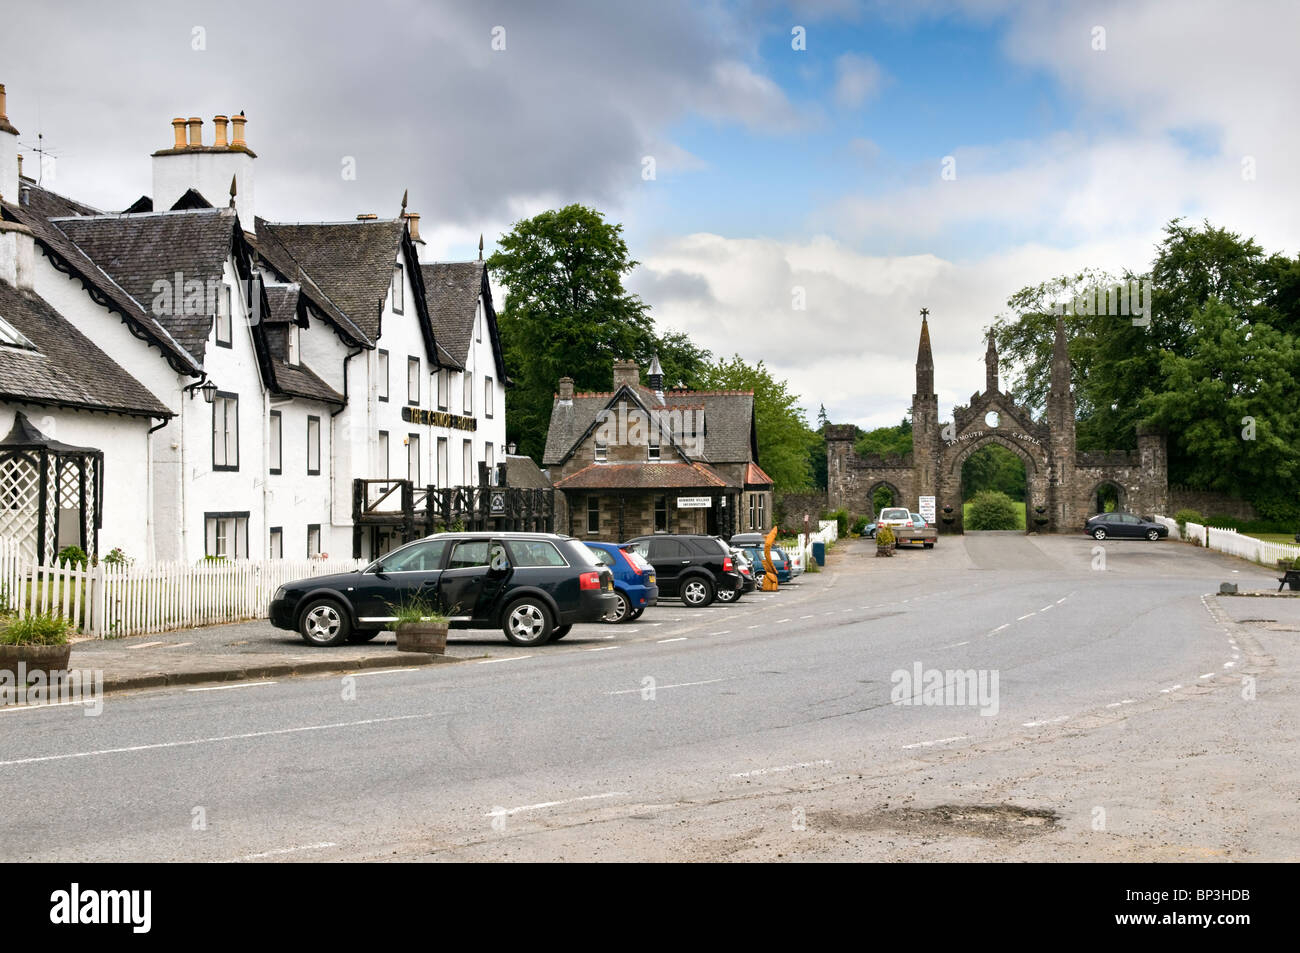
top-left (0, 84), bottom-right (508, 565)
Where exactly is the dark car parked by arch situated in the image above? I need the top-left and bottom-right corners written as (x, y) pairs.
top-left (270, 532), bottom-right (617, 648)
top-left (622, 534), bottom-right (743, 608)
top-left (1084, 511), bottom-right (1168, 541)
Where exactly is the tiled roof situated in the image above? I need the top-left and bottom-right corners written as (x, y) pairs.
top-left (744, 461), bottom-right (774, 486)
top-left (0, 278), bottom-right (172, 418)
top-left (3, 194), bottom-right (202, 375)
top-left (543, 385), bottom-right (756, 466)
top-left (505, 454), bottom-right (553, 490)
top-left (252, 218), bottom-right (370, 345)
top-left (51, 207), bottom-right (238, 362)
top-left (269, 360), bottom-right (344, 405)
top-left (262, 283), bottom-right (299, 325)
top-left (554, 462), bottom-right (729, 490)
top-left (421, 261), bottom-right (481, 367)
top-left (257, 219), bottom-right (405, 340)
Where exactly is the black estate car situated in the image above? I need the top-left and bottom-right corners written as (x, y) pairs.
top-left (270, 532), bottom-right (617, 647)
top-left (1084, 512), bottom-right (1169, 541)
top-left (622, 534), bottom-right (743, 608)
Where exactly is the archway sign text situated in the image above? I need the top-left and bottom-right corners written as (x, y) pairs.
top-left (946, 429), bottom-right (1042, 447)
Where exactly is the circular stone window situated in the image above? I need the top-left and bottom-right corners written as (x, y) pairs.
top-left (984, 411), bottom-right (1000, 428)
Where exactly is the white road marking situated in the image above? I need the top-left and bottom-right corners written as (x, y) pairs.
top-left (484, 791), bottom-right (628, 818)
top-left (747, 624), bottom-right (761, 629)
top-left (801, 614), bottom-right (816, 619)
top-left (585, 646), bottom-right (619, 652)
top-left (774, 618), bottom-right (791, 624)
top-left (1017, 613), bottom-right (1036, 621)
top-left (657, 637), bottom-right (687, 643)
top-left (823, 611), bottom-right (836, 616)
top-left (125, 641), bottom-right (166, 650)
top-left (1105, 702), bottom-right (1123, 708)
top-left (1199, 673), bottom-right (1215, 679)
top-left (1223, 661), bottom-right (1236, 668)
top-left (710, 630), bottom-right (731, 636)
top-left (1, 699), bottom-right (99, 714)
top-left (1040, 605), bottom-right (1053, 612)
top-left (1056, 597), bottom-right (1067, 604)
top-left (188, 681), bottom-right (277, 693)
top-left (348, 668), bottom-right (418, 677)
top-left (1120, 699), bottom-right (1136, 705)
top-left (649, 623), bottom-right (663, 627)
top-left (1022, 716), bottom-right (1068, 727)
top-left (841, 608), bottom-right (853, 613)
top-left (989, 624), bottom-right (1010, 634)
top-left (902, 735), bottom-right (967, 749)
top-left (169, 643), bottom-right (193, 648)
top-left (239, 842), bottom-right (336, 861)
top-left (478, 655), bottom-right (533, 664)
top-left (604, 678), bottom-right (726, 696)
top-left (940, 640), bottom-right (970, 649)
top-left (0, 711), bottom-right (453, 768)
top-left (731, 759), bottom-right (833, 778)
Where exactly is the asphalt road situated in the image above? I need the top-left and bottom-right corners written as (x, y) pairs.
top-left (1, 533), bottom-right (1293, 862)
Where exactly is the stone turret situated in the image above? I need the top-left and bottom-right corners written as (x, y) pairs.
top-left (911, 310), bottom-right (939, 505)
top-left (1046, 315), bottom-right (1076, 529)
top-left (985, 331), bottom-right (999, 394)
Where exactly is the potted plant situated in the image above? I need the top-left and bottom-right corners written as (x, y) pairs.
top-left (876, 525), bottom-right (896, 557)
top-left (390, 595), bottom-right (450, 655)
top-left (1033, 504), bottom-right (1049, 529)
top-left (0, 612), bottom-right (73, 684)
top-left (941, 505), bottom-right (955, 526)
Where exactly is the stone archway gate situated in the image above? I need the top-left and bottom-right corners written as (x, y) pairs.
top-left (826, 313), bottom-right (1168, 533)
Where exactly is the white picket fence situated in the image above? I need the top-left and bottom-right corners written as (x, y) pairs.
top-left (0, 538), bottom-right (365, 638)
top-left (1156, 515), bottom-right (1300, 568)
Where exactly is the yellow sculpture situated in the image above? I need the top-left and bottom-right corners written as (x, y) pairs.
top-left (761, 525), bottom-right (780, 591)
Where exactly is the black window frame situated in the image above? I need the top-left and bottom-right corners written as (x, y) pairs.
top-left (269, 526), bottom-right (283, 559)
top-left (654, 494), bottom-right (668, 532)
top-left (378, 430), bottom-right (390, 480)
top-left (215, 284), bottom-right (233, 349)
top-left (306, 415), bottom-right (321, 476)
top-left (204, 510), bottom-right (250, 558)
top-left (437, 367), bottom-right (448, 411)
top-left (268, 409), bottom-right (282, 475)
top-left (407, 433), bottom-right (421, 485)
top-left (587, 496), bottom-right (600, 535)
top-left (484, 376), bottom-right (494, 418)
top-left (212, 391), bottom-right (240, 472)
top-left (392, 263), bottom-right (405, 315)
top-left (377, 349), bottom-right (390, 402)
top-left (407, 356), bottom-right (420, 406)
top-left (307, 523), bottom-right (321, 557)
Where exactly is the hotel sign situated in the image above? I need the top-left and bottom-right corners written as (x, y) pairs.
top-left (401, 407), bottom-right (477, 432)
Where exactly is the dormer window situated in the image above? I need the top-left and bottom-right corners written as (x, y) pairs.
top-left (594, 438), bottom-right (608, 462)
top-left (648, 431), bottom-right (660, 461)
top-left (287, 322), bottom-right (301, 366)
top-left (0, 315), bottom-right (36, 351)
top-left (392, 264), bottom-right (405, 314)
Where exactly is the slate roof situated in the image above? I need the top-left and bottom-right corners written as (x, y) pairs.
top-left (257, 219), bottom-right (405, 340)
top-left (504, 454), bottom-right (552, 490)
top-left (252, 218), bottom-right (370, 346)
top-left (3, 194), bottom-right (202, 375)
top-left (554, 462), bottom-right (728, 490)
top-left (50, 207), bottom-right (240, 362)
top-left (421, 261), bottom-right (481, 366)
top-left (0, 278), bottom-right (172, 418)
top-left (269, 361), bottom-right (344, 405)
top-left (542, 384), bottom-right (756, 467)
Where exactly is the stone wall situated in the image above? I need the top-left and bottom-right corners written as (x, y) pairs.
top-left (1167, 487), bottom-right (1258, 521)
top-left (775, 491), bottom-right (829, 531)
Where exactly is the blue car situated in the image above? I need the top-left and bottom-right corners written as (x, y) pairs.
top-left (584, 542), bottom-right (660, 623)
top-left (740, 544), bottom-right (792, 584)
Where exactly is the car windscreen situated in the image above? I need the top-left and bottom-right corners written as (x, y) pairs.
top-left (881, 508), bottom-right (910, 520)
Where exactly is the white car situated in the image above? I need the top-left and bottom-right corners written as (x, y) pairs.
top-left (877, 507), bottom-right (914, 530)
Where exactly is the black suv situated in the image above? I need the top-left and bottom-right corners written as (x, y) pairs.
top-left (622, 534), bottom-right (743, 608)
top-left (270, 532), bottom-right (617, 647)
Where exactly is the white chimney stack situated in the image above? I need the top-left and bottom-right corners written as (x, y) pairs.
top-left (151, 110), bottom-right (256, 230)
top-left (0, 83), bottom-right (21, 206)
top-left (0, 220), bottom-right (37, 291)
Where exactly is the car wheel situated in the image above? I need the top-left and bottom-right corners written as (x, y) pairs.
top-left (924, 542), bottom-right (934, 549)
top-left (716, 586), bottom-right (740, 603)
top-left (603, 591), bottom-right (632, 623)
top-left (502, 598), bottom-right (554, 646)
top-left (1146, 529), bottom-right (1159, 541)
top-left (550, 623), bottom-right (573, 641)
top-left (1092, 527), bottom-right (1107, 540)
top-left (681, 576), bottom-right (715, 608)
top-left (298, 598), bottom-right (351, 647)
top-left (627, 607), bottom-right (645, 621)
top-left (348, 629), bottom-right (382, 643)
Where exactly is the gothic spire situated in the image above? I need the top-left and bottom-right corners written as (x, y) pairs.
top-left (915, 308), bottom-right (934, 396)
top-left (985, 329), bottom-right (999, 394)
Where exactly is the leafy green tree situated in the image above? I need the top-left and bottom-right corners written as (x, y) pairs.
top-left (961, 444), bottom-right (1026, 501)
top-left (653, 329), bottom-right (712, 391)
top-left (698, 356), bottom-right (818, 491)
top-left (854, 417), bottom-right (912, 458)
top-left (488, 205), bottom-right (656, 460)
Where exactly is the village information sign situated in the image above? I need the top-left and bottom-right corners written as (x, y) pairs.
top-left (677, 497), bottom-right (712, 509)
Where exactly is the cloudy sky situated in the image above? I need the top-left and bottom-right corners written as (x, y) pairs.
top-left (3, 0), bottom-right (1297, 428)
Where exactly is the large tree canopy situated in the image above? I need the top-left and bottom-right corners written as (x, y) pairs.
top-left (487, 204), bottom-right (708, 460)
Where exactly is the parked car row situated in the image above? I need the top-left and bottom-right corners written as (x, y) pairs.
top-left (270, 529), bottom-right (811, 650)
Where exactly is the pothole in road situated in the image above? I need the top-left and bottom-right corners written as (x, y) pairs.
top-left (809, 803), bottom-right (1059, 841)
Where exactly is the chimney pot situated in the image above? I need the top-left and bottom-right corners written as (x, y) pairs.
top-left (213, 115), bottom-right (229, 148)
top-left (230, 114), bottom-right (247, 149)
top-left (171, 117), bottom-right (187, 149)
top-left (186, 117), bottom-right (203, 148)
top-left (403, 212), bottom-right (422, 242)
top-left (356, 213), bottom-right (378, 221)
top-left (558, 377), bottom-right (575, 401)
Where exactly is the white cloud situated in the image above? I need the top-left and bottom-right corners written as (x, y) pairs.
top-left (833, 53), bottom-right (885, 108)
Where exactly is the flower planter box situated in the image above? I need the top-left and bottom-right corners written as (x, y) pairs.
top-left (0, 643), bottom-right (72, 681)
top-left (395, 621), bottom-right (449, 655)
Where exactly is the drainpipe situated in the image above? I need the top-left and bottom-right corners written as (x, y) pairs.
top-left (331, 345), bottom-right (365, 538)
top-left (146, 415), bottom-right (169, 562)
